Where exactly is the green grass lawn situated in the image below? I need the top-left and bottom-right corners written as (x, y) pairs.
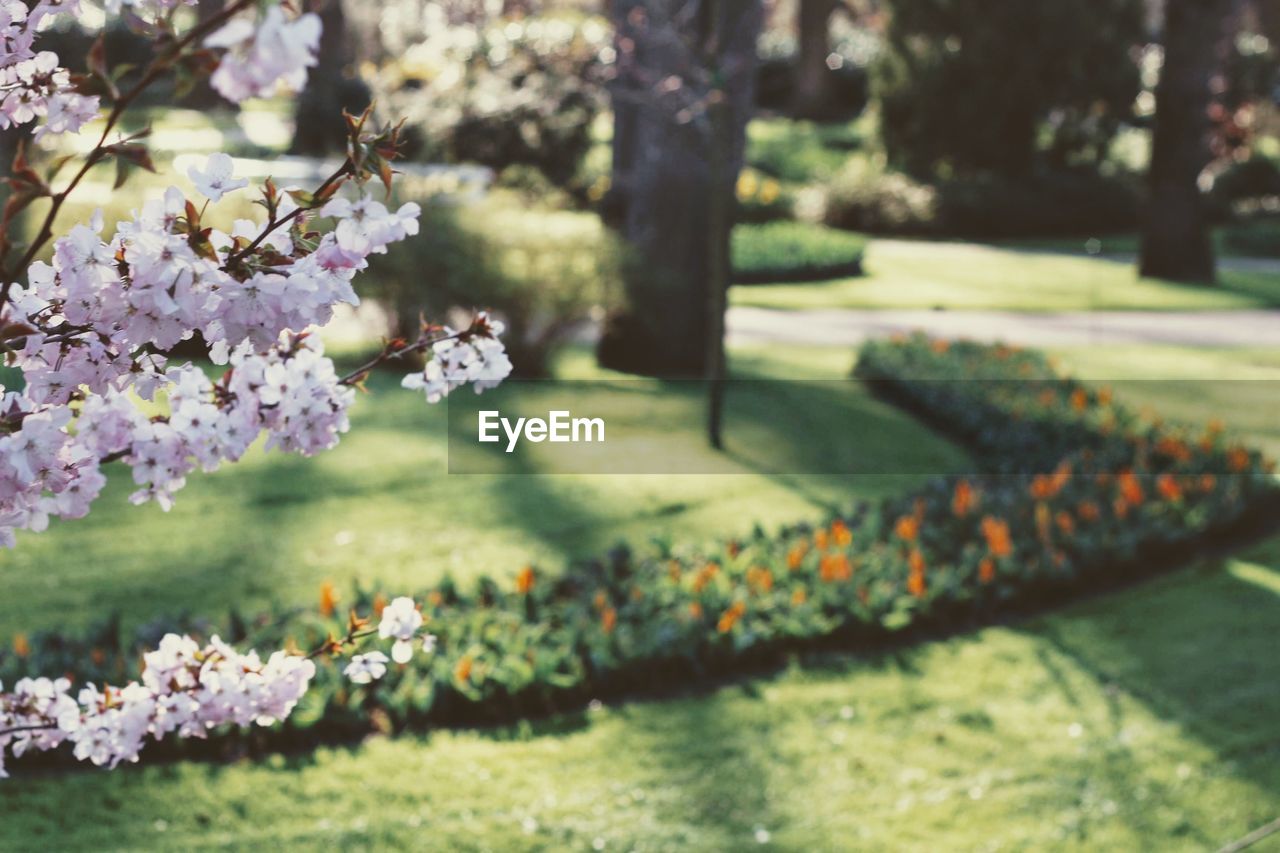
top-left (731, 238), bottom-right (1280, 312)
top-left (4, 539), bottom-right (1278, 851)
top-left (995, 217), bottom-right (1280, 260)
top-left (2, 341), bottom-right (1277, 850)
top-left (0, 345), bottom-right (967, 634)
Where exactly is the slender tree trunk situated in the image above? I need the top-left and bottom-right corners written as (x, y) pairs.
top-left (705, 23), bottom-right (733, 449)
top-left (1139, 0), bottom-right (1240, 283)
top-left (291, 0), bottom-right (370, 156)
top-left (599, 0), bottom-right (762, 377)
top-left (791, 0), bottom-right (837, 118)
top-left (182, 0), bottom-right (236, 109)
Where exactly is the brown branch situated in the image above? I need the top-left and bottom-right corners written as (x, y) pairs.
top-left (337, 329), bottom-right (463, 386)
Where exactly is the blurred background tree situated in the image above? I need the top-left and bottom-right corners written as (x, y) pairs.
top-left (871, 0), bottom-right (1145, 180)
top-left (597, 0), bottom-right (763, 377)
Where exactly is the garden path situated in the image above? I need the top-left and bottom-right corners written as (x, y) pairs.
top-left (727, 305), bottom-right (1280, 348)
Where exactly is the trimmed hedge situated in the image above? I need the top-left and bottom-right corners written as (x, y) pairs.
top-left (732, 222), bottom-right (867, 284)
top-left (5, 336), bottom-right (1276, 763)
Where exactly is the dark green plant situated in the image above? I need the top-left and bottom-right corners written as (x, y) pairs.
top-left (732, 221), bottom-right (866, 283)
top-left (872, 0), bottom-right (1145, 180)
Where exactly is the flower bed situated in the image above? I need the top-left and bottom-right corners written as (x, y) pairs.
top-left (5, 336), bottom-right (1276, 764)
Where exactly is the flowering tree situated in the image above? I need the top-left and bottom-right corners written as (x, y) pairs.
top-left (0, 0), bottom-right (509, 776)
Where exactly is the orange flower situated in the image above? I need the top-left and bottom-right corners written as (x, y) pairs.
top-left (717, 601), bottom-right (746, 633)
top-left (515, 566), bottom-right (535, 594)
top-left (791, 587), bottom-right (808, 606)
top-left (422, 591), bottom-right (439, 610)
top-left (1228, 447), bottom-right (1251, 472)
top-left (1029, 474), bottom-right (1054, 501)
top-left (631, 586), bottom-right (645, 601)
top-left (1097, 385), bottom-right (1113, 406)
top-left (1155, 435), bottom-right (1192, 462)
top-left (830, 519), bottom-right (853, 547)
top-left (820, 553), bottom-right (853, 582)
top-left (668, 560), bottom-right (683, 582)
top-left (1070, 388), bottom-right (1088, 412)
top-left (1207, 418), bottom-right (1226, 435)
top-left (318, 581), bottom-right (339, 618)
top-left (1076, 500), bottom-right (1101, 522)
top-left (689, 602), bottom-right (704, 619)
top-left (930, 338), bottom-right (950, 354)
top-left (1113, 496), bottom-right (1131, 519)
top-left (952, 480), bottom-right (976, 517)
top-left (454, 656), bottom-right (473, 683)
top-left (1038, 388), bottom-right (1057, 407)
top-left (727, 540), bottom-right (742, 558)
top-left (814, 528), bottom-right (830, 551)
top-left (894, 515), bottom-right (919, 542)
top-left (12, 632), bottom-right (29, 658)
top-left (601, 607), bottom-right (618, 634)
top-left (1198, 473), bottom-right (1217, 493)
top-left (593, 590), bottom-right (609, 611)
top-left (1030, 463), bottom-right (1072, 501)
top-left (787, 542), bottom-right (809, 571)
top-left (981, 516), bottom-right (1013, 558)
top-left (1117, 470), bottom-right (1144, 505)
top-left (747, 565), bottom-right (774, 593)
top-left (906, 550), bottom-right (926, 598)
top-left (692, 562), bottom-right (720, 593)
top-left (1055, 510), bottom-right (1075, 535)
top-left (1156, 473), bottom-right (1183, 502)
top-left (978, 557), bottom-right (996, 584)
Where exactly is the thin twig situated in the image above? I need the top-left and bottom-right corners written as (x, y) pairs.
top-left (1218, 817), bottom-right (1280, 853)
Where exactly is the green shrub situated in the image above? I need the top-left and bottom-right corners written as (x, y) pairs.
top-left (873, 0), bottom-right (1144, 179)
top-left (820, 157), bottom-right (939, 233)
top-left (364, 196), bottom-right (624, 376)
top-left (732, 222), bottom-right (867, 283)
top-left (7, 337), bottom-right (1275, 767)
top-left (745, 118), bottom-right (865, 184)
top-left (821, 157), bottom-right (1140, 238)
top-left (1220, 216), bottom-right (1280, 258)
top-left (1210, 154), bottom-right (1280, 213)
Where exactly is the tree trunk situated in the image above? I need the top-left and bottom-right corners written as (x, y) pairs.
top-left (791, 0), bottom-right (837, 119)
top-left (1139, 0), bottom-right (1240, 283)
top-left (598, 0), bottom-right (762, 377)
top-left (181, 0), bottom-right (236, 110)
top-left (291, 0), bottom-right (370, 156)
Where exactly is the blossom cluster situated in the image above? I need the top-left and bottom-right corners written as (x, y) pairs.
top-left (0, 597), bottom-right (437, 776)
top-left (0, 152), bottom-right (472, 540)
top-left (0, 2), bottom-right (509, 546)
top-left (0, 0), bottom-right (99, 138)
top-left (401, 314), bottom-right (513, 404)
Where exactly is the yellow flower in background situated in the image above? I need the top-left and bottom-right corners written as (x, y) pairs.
top-left (587, 175), bottom-right (610, 202)
top-left (13, 632), bottom-right (29, 658)
top-left (736, 170), bottom-right (759, 200)
top-left (758, 178), bottom-right (781, 204)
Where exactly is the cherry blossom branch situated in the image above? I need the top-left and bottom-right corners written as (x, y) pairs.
top-left (0, 0), bottom-right (257, 292)
top-left (337, 328), bottom-right (461, 386)
top-left (0, 598), bottom-right (431, 763)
